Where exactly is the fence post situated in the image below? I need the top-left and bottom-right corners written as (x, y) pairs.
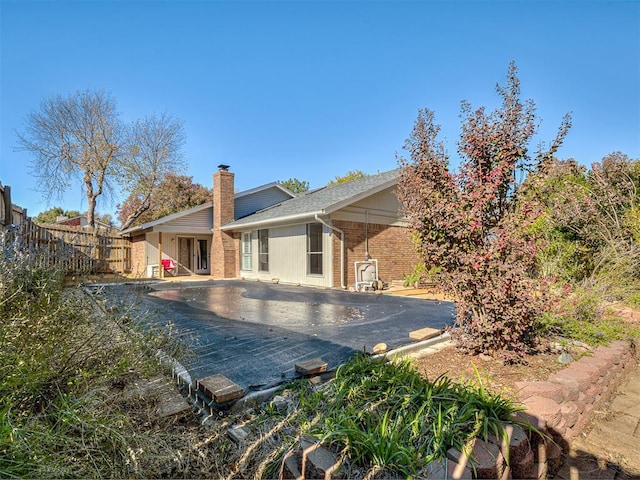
top-left (2, 184), bottom-right (13, 226)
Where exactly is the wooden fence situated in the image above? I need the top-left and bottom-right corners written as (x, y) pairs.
top-left (0, 182), bottom-right (28, 228)
top-left (1, 182), bottom-right (131, 274)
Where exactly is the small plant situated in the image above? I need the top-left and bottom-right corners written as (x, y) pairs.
top-left (629, 289), bottom-right (640, 309)
top-left (403, 262), bottom-right (426, 287)
top-left (403, 263), bottom-right (442, 287)
top-left (293, 354), bottom-right (528, 477)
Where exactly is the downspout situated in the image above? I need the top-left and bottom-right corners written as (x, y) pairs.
top-left (314, 214), bottom-right (346, 289)
top-left (365, 210), bottom-right (370, 259)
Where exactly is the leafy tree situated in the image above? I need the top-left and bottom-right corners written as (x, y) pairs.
top-left (530, 153), bottom-right (640, 292)
top-left (523, 158), bottom-right (592, 282)
top-left (17, 89), bottom-right (123, 228)
top-left (117, 173), bottom-right (211, 228)
top-left (118, 113), bottom-right (186, 230)
top-left (398, 63), bottom-right (571, 361)
top-left (34, 207), bottom-right (81, 224)
top-left (279, 177), bottom-right (309, 194)
top-left (327, 169), bottom-right (368, 186)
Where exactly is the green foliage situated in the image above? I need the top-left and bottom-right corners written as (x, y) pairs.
top-left (291, 354), bottom-right (527, 477)
top-left (403, 263), bottom-right (441, 287)
top-left (327, 169), bottom-right (368, 186)
top-left (1, 390), bottom-right (143, 478)
top-left (279, 177), bottom-right (310, 194)
top-left (525, 154), bottom-right (640, 317)
top-left (538, 285), bottom-right (640, 345)
top-left (526, 155), bottom-right (640, 288)
top-left (34, 206), bottom-right (82, 224)
top-left (628, 289), bottom-right (640, 309)
top-left (403, 262), bottom-right (426, 287)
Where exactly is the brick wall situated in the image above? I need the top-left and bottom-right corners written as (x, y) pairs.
top-left (130, 234), bottom-right (146, 276)
top-left (332, 220), bottom-right (418, 288)
top-left (515, 341), bottom-right (635, 476)
top-left (211, 168), bottom-right (238, 278)
top-left (58, 217), bottom-right (82, 227)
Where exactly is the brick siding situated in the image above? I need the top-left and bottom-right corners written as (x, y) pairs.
top-left (332, 220), bottom-right (418, 288)
top-left (130, 234), bottom-right (146, 276)
top-left (211, 169), bottom-right (238, 278)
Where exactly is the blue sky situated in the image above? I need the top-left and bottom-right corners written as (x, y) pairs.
top-left (1, 1), bottom-right (638, 220)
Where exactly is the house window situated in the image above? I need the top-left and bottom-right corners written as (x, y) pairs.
top-left (307, 223), bottom-right (323, 275)
top-left (241, 232), bottom-right (252, 270)
top-left (258, 229), bottom-right (269, 272)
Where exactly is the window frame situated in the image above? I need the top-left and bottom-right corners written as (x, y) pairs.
top-left (306, 223), bottom-right (323, 275)
top-left (258, 229), bottom-right (269, 272)
top-left (241, 232), bottom-right (252, 271)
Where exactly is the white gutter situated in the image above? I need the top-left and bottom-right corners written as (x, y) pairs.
top-left (219, 211), bottom-right (319, 231)
top-left (118, 224), bottom-right (143, 236)
top-left (314, 214), bottom-right (346, 290)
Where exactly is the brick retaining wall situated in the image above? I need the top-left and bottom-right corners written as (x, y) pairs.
top-left (438, 340), bottom-right (636, 479)
top-left (516, 340), bottom-right (635, 477)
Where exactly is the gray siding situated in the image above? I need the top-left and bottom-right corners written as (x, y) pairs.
top-left (156, 208), bottom-right (212, 233)
top-left (239, 223), bottom-right (332, 287)
top-left (351, 186), bottom-right (401, 213)
top-left (332, 186), bottom-right (408, 227)
top-left (235, 187), bottom-right (291, 220)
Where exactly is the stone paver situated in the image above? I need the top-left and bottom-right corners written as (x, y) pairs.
top-left (555, 358), bottom-right (640, 479)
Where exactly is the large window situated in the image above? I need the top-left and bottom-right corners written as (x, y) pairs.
top-left (307, 223), bottom-right (323, 275)
top-left (258, 229), bottom-right (269, 272)
top-left (241, 232), bottom-right (252, 270)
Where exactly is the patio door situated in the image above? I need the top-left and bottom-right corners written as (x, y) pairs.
top-left (195, 238), bottom-right (209, 274)
top-left (178, 237), bottom-right (193, 274)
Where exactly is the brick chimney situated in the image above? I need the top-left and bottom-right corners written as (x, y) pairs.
top-left (211, 165), bottom-right (238, 278)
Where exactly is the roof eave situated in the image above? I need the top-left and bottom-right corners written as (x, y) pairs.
top-left (220, 210), bottom-right (323, 231)
top-left (233, 182), bottom-right (296, 200)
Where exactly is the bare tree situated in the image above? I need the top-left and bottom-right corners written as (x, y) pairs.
top-left (118, 113), bottom-right (186, 230)
top-left (17, 89), bottom-right (123, 228)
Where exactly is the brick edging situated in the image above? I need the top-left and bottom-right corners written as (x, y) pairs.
top-left (515, 340), bottom-right (636, 476)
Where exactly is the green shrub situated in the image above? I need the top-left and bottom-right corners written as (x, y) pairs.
top-left (628, 289), bottom-right (640, 309)
top-left (403, 263), bottom-right (441, 287)
top-left (538, 284), bottom-right (640, 345)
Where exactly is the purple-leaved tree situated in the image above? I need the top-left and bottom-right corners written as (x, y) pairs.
top-left (398, 63), bottom-right (571, 361)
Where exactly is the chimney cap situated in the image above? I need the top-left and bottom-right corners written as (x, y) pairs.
top-left (217, 164), bottom-right (230, 171)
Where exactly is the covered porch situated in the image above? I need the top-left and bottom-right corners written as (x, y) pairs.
top-left (145, 231), bottom-right (211, 278)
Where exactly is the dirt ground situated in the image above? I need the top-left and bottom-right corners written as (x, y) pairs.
top-left (413, 343), bottom-right (567, 399)
top-left (387, 286), bottom-right (587, 398)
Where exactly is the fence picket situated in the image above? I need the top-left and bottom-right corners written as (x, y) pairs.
top-left (2, 220), bottom-right (131, 274)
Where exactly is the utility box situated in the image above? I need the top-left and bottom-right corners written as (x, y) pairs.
top-left (146, 264), bottom-right (160, 278)
top-left (354, 259), bottom-right (379, 291)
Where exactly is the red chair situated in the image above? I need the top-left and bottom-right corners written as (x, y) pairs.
top-left (161, 258), bottom-right (177, 276)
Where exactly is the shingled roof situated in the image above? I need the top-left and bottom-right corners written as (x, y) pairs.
top-left (221, 168), bottom-right (400, 230)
